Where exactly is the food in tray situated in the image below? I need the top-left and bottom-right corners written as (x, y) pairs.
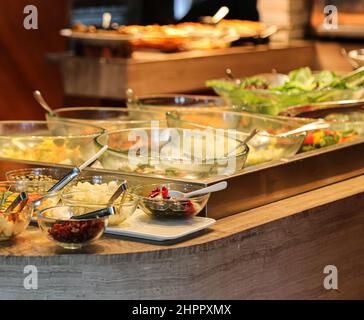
top-left (207, 67), bottom-right (364, 115)
top-left (166, 109), bottom-right (305, 167)
top-left (131, 183), bottom-right (209, 218)
top-left (217, 20), bottom-right (268, 38)
top-left (0, 139), bottom-right (82, 165)
top-left (245, 141), bottom-right (287, 166)
top-left (62, 180), bottom-right (138, 226)
top-left (68, 20), bottom-right (270, 52)
top-left (300, 128), bottom-right (359, 152)
top-left (279, 100), bottom-right (364, 151)
top-left (0, 121), bottom-right (104, 166)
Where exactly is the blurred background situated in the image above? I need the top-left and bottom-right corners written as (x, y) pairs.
top-left (1, 0), bottom-right (364, 120)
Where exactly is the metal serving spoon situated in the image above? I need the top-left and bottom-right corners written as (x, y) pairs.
top-left (46, 145), bottom-right (109, 193)
top-left (168, 181), bottom-right (227, 199)
top-left (33, 90), bottom-right (55, 115)
top-left (263, 121), bottom-right (330, 138)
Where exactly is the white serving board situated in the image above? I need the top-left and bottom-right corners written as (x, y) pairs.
top-left (106, 209), bottom-right (216, 241)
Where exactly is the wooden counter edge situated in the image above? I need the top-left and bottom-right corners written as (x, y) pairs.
top-left (1, 173), bottom-right (364, 258)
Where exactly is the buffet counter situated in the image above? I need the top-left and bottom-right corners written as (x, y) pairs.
top-left (1, 166), bottom-right (364, 299)
top-left (56, 41), bottom-right (317, 99)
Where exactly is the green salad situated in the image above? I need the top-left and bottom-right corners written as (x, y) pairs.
top-left (206, 67), bottom-right (364, 115)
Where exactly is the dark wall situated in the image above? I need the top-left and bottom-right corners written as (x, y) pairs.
top-left (0, 0), bottom-right (69, 120)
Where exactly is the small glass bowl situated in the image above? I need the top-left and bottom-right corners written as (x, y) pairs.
top-left (131, 183), bottom-right (210, 219)
top-left (46, 107), bottom-right (166, 131)
top-left (0, 180), bottom-right (61, 206)
top-left (0, 207), bottom-right (32, 241)
top-left (37, 205), bottom-right (107, 249)
top-left (0, 181), bottom-right (36, 241)
top-left (61, 190), bottom-right (138, 226)
top-left (5, 167), bottom-right (71, 183)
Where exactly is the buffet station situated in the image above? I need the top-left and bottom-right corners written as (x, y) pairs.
top-left (53, 20), bottom-right (316, 99)
top-left (2, 58), bottom-right (364, 299)
top-left (3, 0), bottom-right (364, 298)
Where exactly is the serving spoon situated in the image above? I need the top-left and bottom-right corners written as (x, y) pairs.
top-left (168, 181), bottom-right (227, 199)
top-left (46, 145), bottom-right (109, 193)
top-left (261, 121), bottom-right (330, 138)
top-left (33, 90), bottom-right (55, 115)
top-left (201, 6), bottom-right (230, 25)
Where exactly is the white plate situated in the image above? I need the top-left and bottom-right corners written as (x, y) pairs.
top-left (60, 29), bottom-right (137, 45)
top-left (106, 209), bottom-right (216, 241)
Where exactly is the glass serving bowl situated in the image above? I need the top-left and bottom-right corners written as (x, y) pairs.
top-left (166, 109), bottom-right (305, 166)
top-left (95, 127), bottom-right (249, 179)
top-left (207, 79), bottom-right (364, 116)
top-left (131, 183), bottom-right (210, 218)
top-left (279, 101), bottom-right (364, 152)
top-left (5, 167), bottom-right (71, 183)
top-left (126, 92), bottom-right (230, 115)
top-left (46, 107), bottom-right (166, 131)
top-left (37, 205), bottom-right (108, 249)
top-left (61, 176), bottom-right (139, 226)
top-left (0, 120), bottom-right (104, 166)
top-left (0, 181), bottom-right (56, 240)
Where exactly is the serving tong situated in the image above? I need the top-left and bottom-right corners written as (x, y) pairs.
top-left (1, 191), bottom-right (29, 214)
top-left (70, 180), bottom-right (128, 220)
top-left (47, 145), bottom-right (109, 193)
